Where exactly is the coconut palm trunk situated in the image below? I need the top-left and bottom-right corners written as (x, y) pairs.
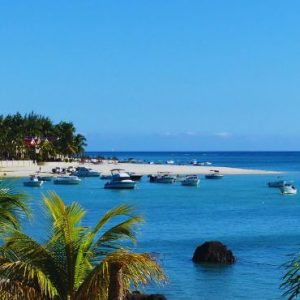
top-left (108, 262), bottom-right (124, 300)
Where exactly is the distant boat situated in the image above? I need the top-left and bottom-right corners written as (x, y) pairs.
top-left (54, 176), bottom-right (81, 185)
top-left (205, 170), bottom-right (224, 179)
top-left (104, 169), bottom-right (136, 189)
top-left (100, 174), bottom-right (113, 180)
top-left (23, 176), bottom-right (43, 187)
top-left (181, 175), bottom-right (200, 186)
top-left (166, 160), bottom-right (175, 165)
top-left (268, 180), bottom-right (287, 188)
top-left (280, 183), bottom-right (297, 195)
top-left (38, 175), bottom-right (52, 181)
top-left (72, 167), bottom-right (101, 177)
top-left (149, 172), bottom-right (176, 183)
top-left (128, 172), bottom-right (143, 181)
top-left (175, 174), bottom-right (186, 182)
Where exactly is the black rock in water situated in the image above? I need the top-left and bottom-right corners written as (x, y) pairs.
top-left (126, 291), bottom-right (167, 300)
top-left (192, 241), bottom-right (235, 264)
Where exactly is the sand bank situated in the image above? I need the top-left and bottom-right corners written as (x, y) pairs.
top-left (0, 160), bottom-right (280, 178)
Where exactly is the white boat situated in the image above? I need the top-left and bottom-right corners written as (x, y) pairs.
top-left (205, 170), bottom-right (224, 179)
top-left (104, 169), bottom-right (136, 189)
top-left (181, 175), bottom-right (200, 186)
top-left (73, 167), bottom-right (101, 177)
top-left (166, 160), bottom-right (175, 165)
top-left (54, 176), bottom-right (81, 185)
top-left (280, 184), bottom-right (297, 195)
top-left (23, 176), bottom-right (43, 187)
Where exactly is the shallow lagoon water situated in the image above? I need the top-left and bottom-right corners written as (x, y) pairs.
top-left (14, 168), bottom-right (300, 299)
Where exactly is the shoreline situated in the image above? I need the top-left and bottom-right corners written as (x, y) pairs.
top-left (0, 160), bottom-right (281, 178)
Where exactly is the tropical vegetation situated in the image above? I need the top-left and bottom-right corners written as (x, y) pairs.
top-left (0, 183), bottom-right (30, 231)
top-left (281, 253), bottom-right (300, 300)
top-left (0, 192), bottom-right (166, 299)
top-left (0, 112), bottom-right (86, 161)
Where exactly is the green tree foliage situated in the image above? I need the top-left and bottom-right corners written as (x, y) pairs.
top-left (0, 193), bottom-right (166, 299)
top-left (0, 182), bottom-right (30, 231)
top-left (281, 253), bottom-right (300, 300)
top-left (0, 112), bottom-right (86, 161)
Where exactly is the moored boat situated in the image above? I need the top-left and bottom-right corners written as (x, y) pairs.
top-left (38, 176), bottom-right (53, 181)
top-left (268, 179), bottom-right (288, 188)
top-left (181, 175), bottom-right (200, 186)
top-left (53, 176), bottom-right (81, 185)
top-left (280, 183), bottom-right (297, 195)
top-left (104, 169), bottom-right (136, 189)
top-left (149, 172), bottom-right (176, 183)
top-left (23, 176), bottom-right (43, 187)
top-left (128, 172), bottom-right (143, 181)
top-left (72, 167), bottom-right (101, 177)
top-left (100, 174), bottom-right (113, 180)
top-left (205, 170), bottom-right (224, 179)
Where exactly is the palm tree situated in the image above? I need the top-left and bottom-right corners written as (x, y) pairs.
top-left (0, 192), bottom-right (166, 299)
top-left (0, 183), bottom-right (30, 231)
top-left (281, 253), bottom-right (300, 300)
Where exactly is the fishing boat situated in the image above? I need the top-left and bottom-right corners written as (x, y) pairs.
top-left (205, 170), bottom-right (224, 179)
top-left (280, 183), bottom-right (297, 195)
top-left (149, 172), bottom-right (176, 183)
top-left (104, 169), bottom-right (136, 189)
top-left (53, 176), bottom-right (81, 185)
top-left (181, 175), bottom-right (200, 186)
top-left (23, 176), bottom-right (43, 187)
top-left (72, 167), bottom-right (101, 177)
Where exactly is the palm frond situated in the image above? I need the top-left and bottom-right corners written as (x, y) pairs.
top-left (281, 253), bottom-right (300, 300)
top-left (0, 258), bottom-right (58, 299)
top-left (0, 182), bottom-right (30, 230)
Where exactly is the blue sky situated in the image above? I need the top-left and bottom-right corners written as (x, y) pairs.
top-left (1, 1), bottom-right (300, 151)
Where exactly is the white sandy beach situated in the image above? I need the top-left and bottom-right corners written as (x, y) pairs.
top-left (0, 160), bottom-right (280, 178)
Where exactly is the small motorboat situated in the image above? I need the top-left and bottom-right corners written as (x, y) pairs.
top-left (128, 172), bottom-right (143, 181)
top-left (268, 178), bottom-right (289, 188)
top-left (175, 174), bottom-right (186, 182)
top-left (205, 170), bottom-right (224, 179)
top-left (149, 172), bottom-right (176, 183)
top-left (38, 176), bottom-right (53, 181)
top-left (280, 183), bottom-right (297, 195)
top-left (72, 167), bottom-right (101, 177)
top-left (104, 169), bottom-right (136, 189)
top-left (100, 174), bottom-right (113, 180)
top-left (181, 175), bottom-right (200, 186)
top-left (23, 176), bottom-right (43, 187)
top-left (54, 176), bottom-right (81, 185)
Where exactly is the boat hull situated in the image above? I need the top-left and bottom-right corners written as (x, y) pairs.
top-left (54, 180), bottom-right (80, 185)
top-left (23, 181), bottom-right (43, 187)
top-left (104, 182), bottom-right (136, 189)
top-left (182, 179), bottom-right (200, 186)
top-left (205, 175), bottom-right (223, 179)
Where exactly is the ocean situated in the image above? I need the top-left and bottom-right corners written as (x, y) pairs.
top-left (17, 152), bottom-right (300, 299)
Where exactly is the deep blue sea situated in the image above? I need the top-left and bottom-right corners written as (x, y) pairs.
top-left (14, 152), bottom-right (300, 299)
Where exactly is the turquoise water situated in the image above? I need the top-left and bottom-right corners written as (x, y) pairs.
top-left (13, 152), bottom-right (300, 299)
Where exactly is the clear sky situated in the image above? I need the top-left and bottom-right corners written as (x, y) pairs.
top-left (1, 1), bottom-right (300, 151)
